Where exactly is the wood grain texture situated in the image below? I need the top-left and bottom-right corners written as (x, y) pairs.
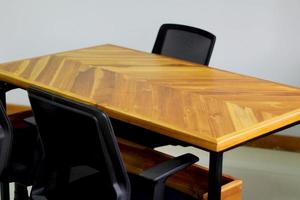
top-left (6, 103), bottom-right (31, 115)
top-left (203, 180), bottom-right (242, 200)
top-left (0, 44), bottom-right (300, 151)
top-left (118, 138), bottom-right (242, 200)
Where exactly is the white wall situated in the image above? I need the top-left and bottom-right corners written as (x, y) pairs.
top-left (1, 0), bottom-right (300, 134)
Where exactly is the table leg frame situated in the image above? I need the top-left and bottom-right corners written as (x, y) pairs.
top-left (208, 151), bottom-right (223, 200)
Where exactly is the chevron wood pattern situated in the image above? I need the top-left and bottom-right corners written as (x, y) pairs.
top-left (0, 44), bottom-right (300, 151)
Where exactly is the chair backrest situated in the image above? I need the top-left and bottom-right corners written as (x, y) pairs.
top-left (0, 102), bottom-right (12, 178)
top-left (0, 99), bottom-right (42, 200)
top-left (152, 24), bottom-right (216, 65)
top-left (28, 87), bottom-right (130, 200)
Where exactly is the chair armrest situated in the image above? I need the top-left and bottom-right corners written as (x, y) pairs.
top-left (139, 153), bottom-right (199, 182)
top-left (134, 153), bottom-right (198, 200)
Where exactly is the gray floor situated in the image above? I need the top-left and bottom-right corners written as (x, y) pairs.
top-left (157, 145), bottom-right (300, 200)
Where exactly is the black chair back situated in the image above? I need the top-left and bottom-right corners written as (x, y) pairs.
top-left (152, 24), bottom-right (216, 65)
top-left (28, 87), bottom-right (130, 200)
top-left (0, 102), bottom-right (12, 178)
top-left (0, 100), bottom-right (43, 200)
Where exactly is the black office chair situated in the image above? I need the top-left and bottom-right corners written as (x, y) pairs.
top-left (0, 100), bottom-right (42, 200)
top-left (152, 23), bottom-right (216, 65)
top-left (28, 88), bottom-right (198, 200)
top-left (28, 87), bottom-right (199, 200)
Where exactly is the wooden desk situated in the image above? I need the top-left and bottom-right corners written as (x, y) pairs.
top-left (0, 44), bottom-right (300, 199)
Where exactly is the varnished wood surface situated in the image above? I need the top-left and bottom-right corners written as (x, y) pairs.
top-left (0, 44), bottom-right (300, 151)
top-left (118, 138), bottom-right (242, 200)
top-left (7, 103), bottom-right (299, 154)
top-left (6, 103), bottom-right (31, 115)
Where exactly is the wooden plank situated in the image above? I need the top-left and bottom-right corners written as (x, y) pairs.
top-left (0, 44), bottom-right (299, 151)
top-left (203, 180), bottom-right (242, 200)
top-left (6, 103), bottom-right (31, 115)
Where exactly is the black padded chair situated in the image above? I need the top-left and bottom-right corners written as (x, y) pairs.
top-left (28, 87), bottom-right (199, 200)
top-left (0, 100), bottom-right (42, 200)
top-left (152, 23), bottom-right (216, 65)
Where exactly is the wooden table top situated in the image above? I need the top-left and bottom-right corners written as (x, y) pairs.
top-left (0, 44), bottom-right (300, 152)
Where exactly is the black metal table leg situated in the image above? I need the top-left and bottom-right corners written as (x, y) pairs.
top-left (208, 152), bottom-right (223, 200)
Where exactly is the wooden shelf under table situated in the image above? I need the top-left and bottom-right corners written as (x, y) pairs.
top-left (118, 138), bottom-right (242, 200)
